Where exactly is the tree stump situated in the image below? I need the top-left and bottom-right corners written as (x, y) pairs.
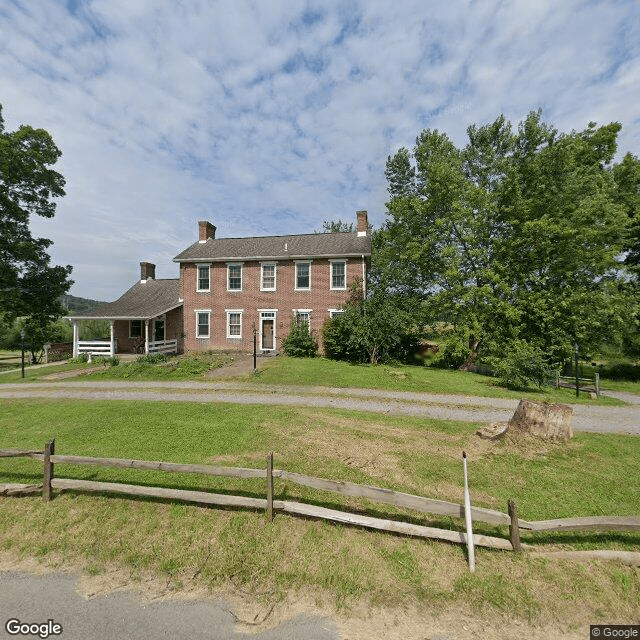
top-left (507, 399), bottom-right (573, 441)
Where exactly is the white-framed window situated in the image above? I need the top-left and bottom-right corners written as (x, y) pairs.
top-left (294, 309), bottom-right (312, 331)
top-left (197, 264), bottom-right (210, 292)
top-left (329, 309), bottom-right (345, 318)
top-left (227, 263), bottom-right (242, 291)
top-left (295, 260), bottom-right (311, 290)
top-left (330, 260), bottom-right (346, 290)
top-left (129, 320), bottom-right (142, 338)
top-left (195, 310), bottom-right (211, 338)
top-left (260, 262), bottom-right (276, 291)
top-left (226, 309), bottom-right (243, 339)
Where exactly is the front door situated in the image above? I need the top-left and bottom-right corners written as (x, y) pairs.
top-left (154, 318), bottom-right (165, 342)
top-left (262, 319), bottom-right (274, 350)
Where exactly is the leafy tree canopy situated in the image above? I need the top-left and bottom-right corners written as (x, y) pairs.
top-left (377, 110), bottom-right (634, 367)
top-left (0, 104), bottom-right (73, 331)
top-left (315, 219), bottom-right (355, 233)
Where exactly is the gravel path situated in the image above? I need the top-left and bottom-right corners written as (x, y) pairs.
top-left (1, 380), bottom-right (638, 435)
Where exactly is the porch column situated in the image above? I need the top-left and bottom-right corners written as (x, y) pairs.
top-left (144, 319), bottom-right (149, 354)
top-left (110, 320), bottom-right (115, 356)
top-left (72, 321), bottom-right (78, 358)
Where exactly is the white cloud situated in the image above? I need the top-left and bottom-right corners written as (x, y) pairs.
top-left (1, 0), bottom-right (638, 299)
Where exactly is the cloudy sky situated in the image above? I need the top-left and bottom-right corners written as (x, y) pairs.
top-left (1, 0), bottom-right (639, 300)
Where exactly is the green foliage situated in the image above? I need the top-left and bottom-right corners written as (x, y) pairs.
top-left (282, 319), bottom-right (318, 358)
top-left (487, 340), bottom-right (558, 390)
top-left (377, 110), bottom-right (634, 368)
top-left (599, 362), bottom-right (640, 382)
top-left (315, 219), bottom-right (354, 233)
top-left (0, 104), bottom-right (73, 325)
top-left (69, 353), bottom-right (89, 364)
top-left (322, 283), bottom-right (422, 364)
top-left (59, 294), bottom-right (106, 315)
top-left (136, 352), bottom-right (168, 364)
top-left (433, 330), bottom-right (472, 369)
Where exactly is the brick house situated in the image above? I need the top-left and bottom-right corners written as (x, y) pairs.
top-left (68, 210), bottom-right (371, 356)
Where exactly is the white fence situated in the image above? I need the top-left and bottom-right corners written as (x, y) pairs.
top-left (148, 339), bottom-right (178, 355)
top-left (77, 340), bottom-right (113, 357)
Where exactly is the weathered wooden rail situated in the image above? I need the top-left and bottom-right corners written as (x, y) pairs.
top-left (2, 444), bottom-right (638, 557)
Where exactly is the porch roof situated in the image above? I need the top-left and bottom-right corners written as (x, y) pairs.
top-left (67, 279), bottom-right (181, 321)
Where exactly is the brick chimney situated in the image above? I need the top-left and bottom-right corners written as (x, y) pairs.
top-left (140, 262), bottom-right (155, 281)
top-left (198, 220), bottom-right (216, 243)
top-left (356, 210), bottom-right (368, 237)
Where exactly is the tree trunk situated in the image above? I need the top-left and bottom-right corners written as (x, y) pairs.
top-left (459, 335), bottom-right (481, 371)
top-left (508, 399), bottom-right (573, 441)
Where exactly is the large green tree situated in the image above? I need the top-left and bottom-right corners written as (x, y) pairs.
top-left (0, 104), bottom-right (73, 350)
top-left (378, 111), bottom-right (632, 368)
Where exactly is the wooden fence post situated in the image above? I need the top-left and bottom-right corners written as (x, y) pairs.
top-left (43, 439), bottom-right (55, 502)
top-left (266, 452), bottom-right (274, 522)
top-left (508, 498), bottom-right (522, 552)
top-left (595, 372), bottom-right (600, 397)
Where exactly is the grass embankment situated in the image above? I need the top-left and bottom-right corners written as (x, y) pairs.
top-left (0, 352), bottom-right (235, 383)
top-left (0, 399), bottom-right (638, 624)
top-left (3, 351), bottom-right (636, 405)
top-left (247, 356), bottom-right (630, 405)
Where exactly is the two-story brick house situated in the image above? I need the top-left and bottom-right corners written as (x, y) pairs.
top-left (175, 210), bottom-right (371, 353)
top-left (67, 210), bottom-right (371, 356)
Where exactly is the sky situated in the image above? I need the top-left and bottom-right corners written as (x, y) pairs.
top-left (1, 0), bottom-right (639, 300)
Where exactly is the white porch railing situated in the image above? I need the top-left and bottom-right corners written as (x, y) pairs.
top-left (77, 340), bottom-right (113, 357)
top-left (148, 339), bottom-right (177, 355)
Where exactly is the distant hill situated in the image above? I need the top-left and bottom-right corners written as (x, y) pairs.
top-left (59, 294), bottom-right (107, 314)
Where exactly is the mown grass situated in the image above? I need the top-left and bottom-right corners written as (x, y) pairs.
top-left (0, 360), bottom-right (99, 382)
top-left (0, 398), bottom-right (638, 625)
top-left (0, 352), bottom-right (235, 383)
top-left (246, 356), bottom-right (626, 405)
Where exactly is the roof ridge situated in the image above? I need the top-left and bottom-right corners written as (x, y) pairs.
top-left (208, 231), bottom-right (355, 241)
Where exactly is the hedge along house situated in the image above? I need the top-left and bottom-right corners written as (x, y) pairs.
top-left (174, 211), bottom-right (371, 354)
top-left (66, 262), bottom-right (183, 357)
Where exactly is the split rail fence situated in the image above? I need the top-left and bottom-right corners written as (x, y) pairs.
top-left (555, 373), bottom-right (600, 396)
top-left (1, 442), bottom-right (639, 556)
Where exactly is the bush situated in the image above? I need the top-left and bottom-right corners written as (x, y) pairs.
top-left (488, 340), bottom-right (557, 390)
top-left (69, 353), bottom-right (89, 364)
top-left (136, 353), bottom-right (168, 364)
top-left (599, 362), bottom-right (640, 381)
top-left (282, 320), bottom-right (318, 358)
top-left (432, 332), bottom-right (472, 369)
top-left (107, 356), bottom-right (119, 367)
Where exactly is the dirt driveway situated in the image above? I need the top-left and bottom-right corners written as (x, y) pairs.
top-left (1, 379), bottom-right (638, 435)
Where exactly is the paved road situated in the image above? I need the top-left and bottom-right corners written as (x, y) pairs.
top-left (0, 380), bottom-right (638, 435)
top-left (0, 571), bottom-right (340, 640)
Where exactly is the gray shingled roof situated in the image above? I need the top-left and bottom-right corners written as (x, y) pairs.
top-left (67, 279), bottom-right (181, 320)
top-left (173, 231), bottom-right (371, 263)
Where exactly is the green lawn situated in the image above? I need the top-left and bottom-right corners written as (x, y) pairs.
top-left (246, 356), bottom-right (627, 405)
top-left (0, 399), bottom-right (638, 624)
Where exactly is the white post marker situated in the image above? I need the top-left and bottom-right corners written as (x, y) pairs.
top-left (462, 451), bottom-right (476, 573)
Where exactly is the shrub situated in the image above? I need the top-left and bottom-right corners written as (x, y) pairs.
top-left (322, 292), bottom-right (422, 365)
top-left (488, 340), bottom-right (557, 390)
top-left (136, 353), bottom-right (168, 364)
top-left (599, 362), bottom-right (640, 381)
top-left (107, 356), bottom-right (119, 367)
top-left (432, 331), bottom-right (472, 369)
top-left (69, 353), bottom-right (88, 364)
top-left (282, 320), bottom-right (318, 358)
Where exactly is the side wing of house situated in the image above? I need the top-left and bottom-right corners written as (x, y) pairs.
top-left (66, 263), bottom-right (183, 357)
